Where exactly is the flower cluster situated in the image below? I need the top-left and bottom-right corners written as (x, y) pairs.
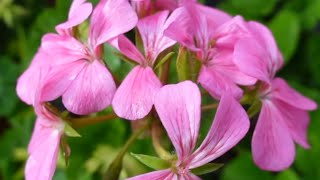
top-left (16, 0), bottom-right (317, 179)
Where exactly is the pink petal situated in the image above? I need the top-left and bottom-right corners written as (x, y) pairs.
top-left (189, 94), bottom-right (249, 168)
top-left (210, 49), bottom-right (257, 86)
top-left (164, 7), bottom-right (198, 51)
top-left (56, 0), bottom-right (92, 35)
top-left (112, 66), bottom-right (161, 120)
top-left (233, 37), bottom-right (271, 83)
top-left (247, 21), bottom-right (284, 74)
top-left (16, 51), bottom-right (50, 105)
top-left (25, 122), bottom-right (62, 180)
top-left (154, 81), bottom-right (201, 162)
top-left (62, 60), bottom-right (116, 115)
top-left (271, 78), bottom-right (317, 110)
top-left (213, 16), bottom-right (250, 49)
top-left (198, 66), bottom-right (243, 100)
top-left (137, 10), bottom-right (176, 63)
top-left (197, 4), bottom-right (231, 33)
top-left (89, 0), bottom-right (138, 50)
top-left (41, 34), bottom-right (88, 65)
top-left (252, 100), bottom-right (295, 171)
top-left (40, 60), bottom-right (87, 102)
top-left (165, 4), bottom-right (230, 52)
top-left (117, 35), bottom-right (145, 64)
top-left (126, 169), bottom-right (174, 180)
top-left (273, 99), bottom-right (311, 148)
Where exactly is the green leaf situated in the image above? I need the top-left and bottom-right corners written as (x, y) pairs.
top-left (275, 169), bottom-right (299, 180)
top-left (220, 0), bottom-right (277, 18)
top-left (130, 153), bottom-right (170, 170)
top-left (64, 123), bottom-right (81, 137)
top-left (269, 10), bottom-right (300, 63)
top-left (302, 0), bottom-right (320, 30)
top-left (191, 163), bottom-right (224, 175)
top-left (0, 56), bottom-right (20, 116)
top-left (154, 52), bottom-right (175, 69)
top-left (221, 151), bottom-right (272, 180)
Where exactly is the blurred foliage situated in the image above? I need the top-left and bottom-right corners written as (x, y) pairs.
top-left (0, 0), bottom-right (319, 179)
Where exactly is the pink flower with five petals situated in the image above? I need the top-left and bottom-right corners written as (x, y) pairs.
top-left (111, 10), bottom-right (178, 120)
top-left (127, 81), bottom-right (250, 179)
top-left (165, 5), bottom-right (257, 99)
top-left (233, 21), bottom-right (318, 171)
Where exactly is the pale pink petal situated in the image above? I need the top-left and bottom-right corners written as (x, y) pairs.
top-left (25, 124), bottom-right (62, 180)
top-left (189, 94), bottom-right (249, 168)
top-left (41, 34), bottom-right (88, 65)
top-left (62, 60), bottom-right (116, 115)
top-left (271, 78), bottom-right (317, 110)
top-left (233, 37), bottom-right (271, 83)
top-left (252, 100), bottom-right (295, 171)
top-left (112, 66), bottom-right (161, 120)
top-left (117, 35), bottom-right (145, 64)
top-left (198, 66), bottom-right (243, 100)
top-left (137, 10), bottom-right (176, 63)
top-left (247, 21), bottom-right (284, 74)
top-left (56, 0), bottom-right (92, 35)
top-left (126, 169), bottom-right (174, 180)
top-left (213, 16), bottom-right (251, 49)
top-left (40, 60), bottom-right (87, 102)
top-left (154, 81), bottom-right (201, 162)
top-left (27, 119), bottom-right (49, 154)
top-left (197, 4), bottom-right (231, 38)
top-left (89, 0), bottom-right (138, 50)
top-left (209, 49), bottom-right (257, 85)
top-left (273, 99), bottom-right (311, 148)
top-left (16, 51), bottom-right (50, 105)
top-left (164, 7), bottom-right (199, 51)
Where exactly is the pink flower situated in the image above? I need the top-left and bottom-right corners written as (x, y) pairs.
top-left (165, 6), bottom-right (256, 99)
top-left (18, 0), bottom-right (138, 115)
top-left (127, 81), bottom-right (250, 179)
top-left (25, 109), bottom-right (64, 180)
top-left (16, 0), bottom-right (92, 105)
top-left (111, 10), bottom-right (177, 120)
top-left (233, 21), bottom-right (318, 171)
top-left (25, 82), bottom-right (65, 180)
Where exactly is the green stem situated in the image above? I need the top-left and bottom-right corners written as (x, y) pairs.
top-left (151, 123), bottom-right (172, 161)
top-left (104, 122), bottom-right (149, 180)
top-left (201, 103), bottom-right (219, 112)
top-left (68, 112), bottom-right (118, 128)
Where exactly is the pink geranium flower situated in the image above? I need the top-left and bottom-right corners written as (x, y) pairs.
top-left (127, 81), bottom-right (250, 179)
top-left (16, 0), bottom-right (92, 106)
top-left (25, 82), bottom-right (65, 180)
top-left (111, 10), bottom-right (177, 120)
top-left (19, 0), bottom-right (138, 115)
top-left (25, 107), bottom-right (64, 180)
top-left (165, 5), bottom-right (256, 99)
top-left (233, 21), bottom-right (318, 171)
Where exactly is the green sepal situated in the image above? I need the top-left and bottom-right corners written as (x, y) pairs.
top-left (60, 135), bottom-right (71, 166)
top-left (114, 52), bottom-right (139, 66)
top-left (176, 47), bottom-right (189, 81)
top-left (64, 123), bottom-right (81, 137)
top-left (247, 99), bottom-right (262, 118)
top-left (176, 47), bottom-right (201, 82)
top-left (131, 153), bottom-right (171, 170)
top-left (191, 163), bottom-right (224, 175)
top-left (154, 52), bottom-right (175, 69)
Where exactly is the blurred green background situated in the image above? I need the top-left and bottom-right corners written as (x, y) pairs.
top-left (0, 0), bottom-right (320, 179)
